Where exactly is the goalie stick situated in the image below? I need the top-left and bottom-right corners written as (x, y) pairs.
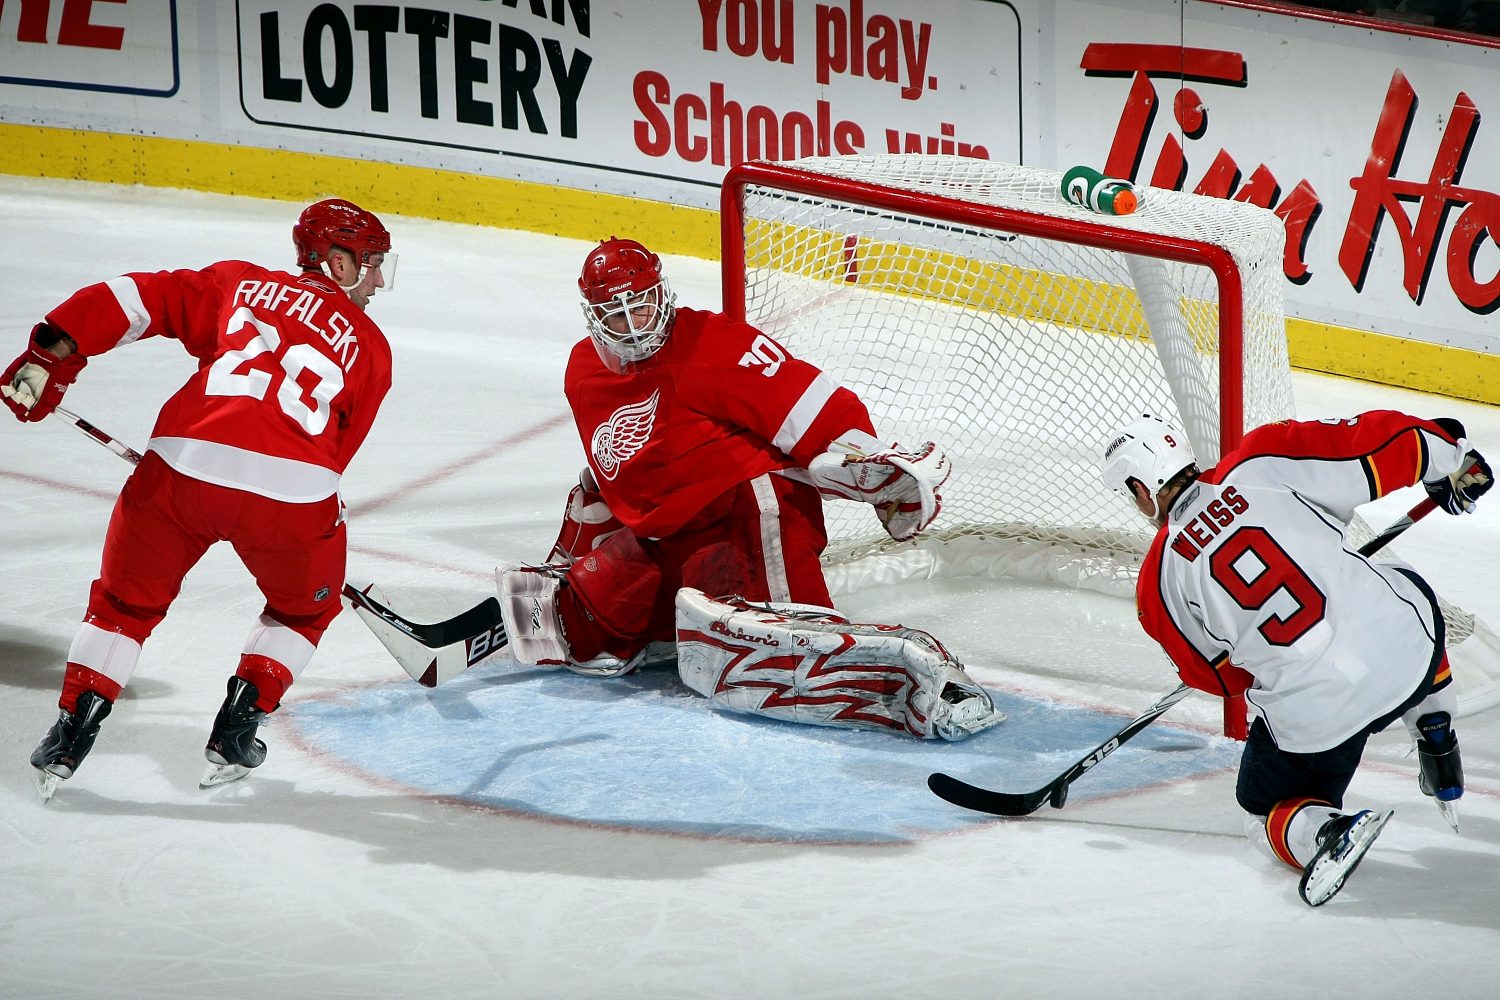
top-left (49, 405), bottom-right (506, 687)
top-left (929, 489), bottom-right (1446, 818)
top-left (341, 583), bottom-right (505, 687)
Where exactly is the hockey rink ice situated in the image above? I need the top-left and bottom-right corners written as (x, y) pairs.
top-left (4, 177), bottom-right (1500, 998)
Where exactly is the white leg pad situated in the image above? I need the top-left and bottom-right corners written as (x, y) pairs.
top-left (674, 588), bottom-right (1003, 740)
top-left (498, 567), bottom-right (570, 665)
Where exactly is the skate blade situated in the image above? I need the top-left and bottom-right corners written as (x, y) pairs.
top-left (33, 769), bottom-right (62, 802)
top-left (1436, 797), bottom-right (1460, 833)
top-left (200, 761), bottom-right (252, 788)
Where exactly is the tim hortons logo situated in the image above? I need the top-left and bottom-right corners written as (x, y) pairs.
top-left (711, 620), bottom-right (779, 647)
top-left (590, 389), bottom-right (660, 482)
top-left (1085, 45), bottom-right (1500, 312)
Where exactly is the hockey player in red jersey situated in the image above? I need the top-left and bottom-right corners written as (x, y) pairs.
top-left (4, 198), bottom-right (396, 798)
top-left (499, 237), bottom-right (1003, 741)
top-left (1102, 410), bottom-right (1491, 905)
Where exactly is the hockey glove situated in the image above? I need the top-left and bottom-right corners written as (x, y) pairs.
top-left (2, 323), bottom-right (87, 422)
top-left (1426, 450), bottom-right (1492, 515)
top-left (545, 467), bottom-right (625, 567)
top-left (809, 441), bottom-right (953, 542)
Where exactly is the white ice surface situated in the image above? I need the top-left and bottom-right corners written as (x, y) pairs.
top-left (3, 177), bottom-right (1500, 999)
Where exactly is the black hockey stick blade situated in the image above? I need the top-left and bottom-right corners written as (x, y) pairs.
top-left (342, 584), bottom-right (507, 687)
top-left (928, 683), bottom-right (1193, 817)
top-left (927, 771), bottom-right (1058, 817)
top-left (341, 583), bottom-right (503, 649)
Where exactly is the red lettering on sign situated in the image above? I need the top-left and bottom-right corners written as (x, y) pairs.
top-left (1339, 70), bottom-right (1500, 313)
top-left (1082, 42), bottom-right (1319, 284)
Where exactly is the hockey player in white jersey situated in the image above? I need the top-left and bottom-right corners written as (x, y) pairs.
top-left (1102, 410), bottom-right (1491, 906)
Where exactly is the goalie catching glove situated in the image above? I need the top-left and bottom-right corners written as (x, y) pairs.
top-left (808, 439), bottom-right (953, 541)
top-left (2, 323), bottom-right (87, 422)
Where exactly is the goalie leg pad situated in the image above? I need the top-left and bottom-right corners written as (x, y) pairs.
top-left (674, 588), bottom-right (1003, 740)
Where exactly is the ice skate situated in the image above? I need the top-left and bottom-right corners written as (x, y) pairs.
top-left (1298, 808), bottom-right (1393, 906)
top-left (1416, 712), bottom-right (1462, 833)
top-left (201, 677), bottom-right (268, 788)
top-left (29, 690), bottom-right (113, 802)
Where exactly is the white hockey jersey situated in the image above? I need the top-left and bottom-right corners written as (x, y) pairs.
top-left (1136, 412), bottom-right (1471, 752)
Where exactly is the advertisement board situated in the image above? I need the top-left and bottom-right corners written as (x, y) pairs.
top-left (2, 0), bottom-right (1498, 394)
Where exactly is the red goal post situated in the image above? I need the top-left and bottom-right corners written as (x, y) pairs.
top-left (719, 155), bottom-right (1299, 739)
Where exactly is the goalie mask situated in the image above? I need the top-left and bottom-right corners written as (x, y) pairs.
top-left (579, 237), bottom-right (677, 374)
top-left (293, 198), bottom-right (397, 298)
top-left (1101, 414), bottom-right (1197, 497)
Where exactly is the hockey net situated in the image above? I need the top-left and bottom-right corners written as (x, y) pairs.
top-left (720, 155), bottom-right (1500, 731)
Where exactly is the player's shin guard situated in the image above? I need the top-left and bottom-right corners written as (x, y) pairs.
top-left (673, 588), bottom-right (1003, 740)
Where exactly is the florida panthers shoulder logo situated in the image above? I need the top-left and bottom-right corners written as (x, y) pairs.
top-left (591, 389), bottom-right (660, 481)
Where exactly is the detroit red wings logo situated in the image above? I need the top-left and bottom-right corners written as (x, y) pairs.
top-left (590, 389), bottom-right (659, 481)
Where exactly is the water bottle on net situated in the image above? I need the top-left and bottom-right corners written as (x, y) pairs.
top-left (1061, 165), bottom-right (1140, 216)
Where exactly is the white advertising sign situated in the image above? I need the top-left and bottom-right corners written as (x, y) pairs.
top-left (230, 0), bottom-right (1028, 195)
top-left (1050, 0), bottom-right (1500, 352)
top-left (3, 1), bottom-right (1499, 357)
top-left (0, 0), bottom-right (179, 97)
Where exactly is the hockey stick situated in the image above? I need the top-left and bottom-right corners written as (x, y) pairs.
top-left (341, 583), bottom-right (505, 688)
top-left (928, 488), bottom-right (1448, 818)
top-left (48, 405), bottom-right (505, 687)
top-left (54, 405), bottom-right (145, 464)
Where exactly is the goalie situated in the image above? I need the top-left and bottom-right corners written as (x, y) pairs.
top-left (498, 237), bottom-right (1002, 741)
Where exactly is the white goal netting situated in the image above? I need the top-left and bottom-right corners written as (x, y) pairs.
top-left (723, 154), bottom-right (1500, 721)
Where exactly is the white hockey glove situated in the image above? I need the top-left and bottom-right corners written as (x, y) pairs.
top-left (807, 441), bottom-right (952, 541)
top-left (545, 467), bottom-right (625, 567)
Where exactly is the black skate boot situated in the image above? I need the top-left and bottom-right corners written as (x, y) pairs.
top-left (30, 690), bottom-right (113, 801)
top-left (201, 677), bottom-right (268, 788)
top-left (1416, 711), bottom-right (1462, 831)
top-left (1298, 808), bottom-right (1393, 907)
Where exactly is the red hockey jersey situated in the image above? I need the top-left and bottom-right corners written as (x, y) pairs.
top-left (1136, 412), bottom-right (1469, 752)
top-left (47, 262), bottom-right (391, 502)
top-left (564, 308), bottom-right (877, 538)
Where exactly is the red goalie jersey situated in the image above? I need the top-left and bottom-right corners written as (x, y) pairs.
top-left (1136, 412), bottom-right (1469, 752)
top-left (46, 262), bottom-right (392, 502)
top-left (564, 307), bottom-right (877, 538)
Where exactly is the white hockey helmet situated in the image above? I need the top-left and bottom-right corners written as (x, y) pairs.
top-left (1101, 414), bottom-right (1197, 496)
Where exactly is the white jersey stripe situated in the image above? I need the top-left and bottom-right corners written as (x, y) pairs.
top-left (149, 436), bottom-right (340, 502)
top-left (770, 373), bottom-right (840, 455)
top-left (105, 276), bottom-right (152, 346)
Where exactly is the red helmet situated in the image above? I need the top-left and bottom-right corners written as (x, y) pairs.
top-left (578, 237), bottom-right (676, 372)
top-left (293, 198), bottom-right (391, 270)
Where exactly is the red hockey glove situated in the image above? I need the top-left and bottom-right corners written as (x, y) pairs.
top-left (2, 323), bottom-right (87, 422)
